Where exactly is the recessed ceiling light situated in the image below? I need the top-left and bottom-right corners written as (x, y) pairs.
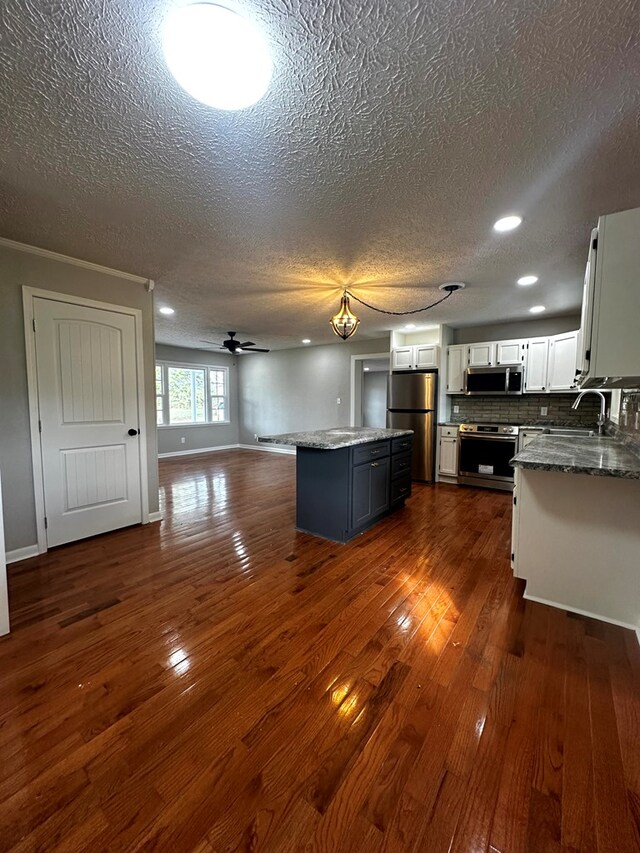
top-left (517, 275), bottom-right (538, 286)
top-left (363, 367), bottom-right (370, 371)
top-left (493, 215), bottom-right (522, 232)
top-left (302, 338), bottom-right (311, 344)
top-left (159, 306), bottom-right (175, 315)
top-left (529, 305), bottom-right (546, 314)
top-left (404, 323), bottom-right (416, 329)
top-left (162, 3), bottom-right (273, 111)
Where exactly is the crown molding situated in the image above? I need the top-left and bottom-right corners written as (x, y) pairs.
top-left (0, 236), bottom-right (149, 285)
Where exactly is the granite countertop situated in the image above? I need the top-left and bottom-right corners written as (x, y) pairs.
top-left (511, 434), bottom-right (640, 479)
top-left (258, 426), bottom-right (413, 450)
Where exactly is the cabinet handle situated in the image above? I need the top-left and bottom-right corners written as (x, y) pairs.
top-left (399, 487), bottom-right (408, 494)
top-left (370, 448), bottom-right (381, 454)
top-left (371, 462), bottom-right (379, 467)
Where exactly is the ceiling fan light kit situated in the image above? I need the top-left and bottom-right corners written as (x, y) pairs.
top-left (201, 331), bottom-right (270, 353)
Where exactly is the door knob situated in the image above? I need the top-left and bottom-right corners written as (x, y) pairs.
top-left (128, 428), bottom-right (140, 436)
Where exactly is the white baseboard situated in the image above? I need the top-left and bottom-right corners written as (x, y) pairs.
top-left (6, 545), bottom-right (40, 564)
top-left (238, 443), bottom-right (296, 456)
top-left (523, 591), bottom-right (638, 633)
top-left (158, 444), bottom-right (240, 459)
top-left (147, 511), bottom-right (163, 523)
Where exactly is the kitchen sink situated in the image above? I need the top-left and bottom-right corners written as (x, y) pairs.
top-left (542, 427), bottom-right (597, 437)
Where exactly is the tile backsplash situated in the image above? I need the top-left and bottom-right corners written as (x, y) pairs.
top-left (447, 393), bottom-right (604, 426)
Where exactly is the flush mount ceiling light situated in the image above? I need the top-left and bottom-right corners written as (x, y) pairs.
top-left (493, 215), bottom-right (522, 232)
top-left (529, 305), bottom-right (546, 314)
top-left (162, 3), bottom-right (273, 111)
top-left (517, 275), bottom-right (538, 286)
top-left (302, 338), bottom-right (311, 344)
top-left (404, 323), bottom-right (416, 329)
top-left (330, 283), bottom-right (465, 341)
top-left (159, 306), bottom-right (175, 315)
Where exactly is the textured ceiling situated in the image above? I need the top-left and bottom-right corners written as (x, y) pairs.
top-left (1, 0), bottom-right (639, 350)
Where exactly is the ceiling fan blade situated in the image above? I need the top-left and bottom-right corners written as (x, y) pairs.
top-left (238, 341), bottom-right (255, 348)
top-left (243, 347), bottom-right (270, 353)
top-left (200, 339), bottom-right (224, 347)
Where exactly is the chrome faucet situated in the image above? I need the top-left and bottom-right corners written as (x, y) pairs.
top-left (572, 390), bottom-right (607, 435)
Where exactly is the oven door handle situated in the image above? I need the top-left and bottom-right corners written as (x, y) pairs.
top-left (459, 434), bottom-right (517, 441)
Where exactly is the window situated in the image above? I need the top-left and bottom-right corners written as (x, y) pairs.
top-left (156, 362), bottom-right (229, 426)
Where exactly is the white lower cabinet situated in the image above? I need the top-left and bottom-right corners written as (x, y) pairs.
top-left (438, 427), bottom-right (459, 478)
top-left (518, 428), bottom-right (545, 452)
top-left (511, 466), bottom-right (640, 628)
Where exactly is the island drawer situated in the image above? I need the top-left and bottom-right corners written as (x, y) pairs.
top-left (352, 441), bottom-right (390, 465)
top-left (391, 452), bottom-right (412, 479)
top-left (392, 435), bottom-right (413, 455)
top-left (391, 475), bottom-right (412, 504)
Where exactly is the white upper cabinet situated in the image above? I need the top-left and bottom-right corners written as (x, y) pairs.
top-left (392, 345), bottom-right (440, 371)
top-left (548, 331), bottom-right (579, 391)
top-left (467, 342), bottom-right (496, 367)
top-left (495, 339), bottom-right (525, 366)
top-left (446, 345), bottom-right (466, 394)
top-left (391, 347), bottom-right (414, 370)
top-left (525, 338), bottom-right (550, 393)
top-left (577, 207), bottom-right (640, 388)
top-left (414, 344), bottom-right (439, 369)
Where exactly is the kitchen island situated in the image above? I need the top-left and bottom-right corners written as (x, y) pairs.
top-left (511, 433), bottom-right (640, 632)
top-left (258, 427), bottom-right (413, 543)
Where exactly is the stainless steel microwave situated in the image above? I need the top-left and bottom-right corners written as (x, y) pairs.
top-left (464, 366), bottom-right (523, 395)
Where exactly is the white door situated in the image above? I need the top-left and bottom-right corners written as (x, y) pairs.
top-left (525, 338), bottom-right (550, 392)
top-left (548, 331), bottom-right (579, 391)
top-left (467, 342), bottom-right (496, 367)
top-left (34, 298), bottom-right (143, 547)
top-left (446, 345), bottom-right (466, 394)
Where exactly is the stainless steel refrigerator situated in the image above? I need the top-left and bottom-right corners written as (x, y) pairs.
top-left (386, 370), bottom-right (437, 482)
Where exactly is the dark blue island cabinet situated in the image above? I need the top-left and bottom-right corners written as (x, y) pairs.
top-left (295, 435), bottom-right (413, 543)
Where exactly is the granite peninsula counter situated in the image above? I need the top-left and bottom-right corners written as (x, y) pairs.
top-left (510, 432), bottom-right (640, 632)
top-left (258, 427), bottom-right (414, 543)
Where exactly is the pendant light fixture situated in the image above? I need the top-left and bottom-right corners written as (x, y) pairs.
top-left (329, 283), bottom-right (465, 341)
top-left (330, 291), bottom-right (360, 340)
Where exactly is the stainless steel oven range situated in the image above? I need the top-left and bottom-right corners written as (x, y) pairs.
top-left (458, 423), bottom-right (519, 491)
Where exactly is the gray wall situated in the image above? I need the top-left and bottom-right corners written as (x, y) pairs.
top-left (362, 371), bottom-right (387, 428)
top-left (156, 344), bottom-right (240, 454)
top-left (238, 336), bottom-right (390, 444)
top-left (452, 315), bottom-right (581, 344)
top-left (0, 244), bottom-right (159, 552)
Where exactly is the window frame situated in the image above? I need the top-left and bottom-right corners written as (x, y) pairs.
top-left (156, 361), bottom-right (230, 428)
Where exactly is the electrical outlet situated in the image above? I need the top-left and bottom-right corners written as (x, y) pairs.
top-left (453, 405), bottom-right (460, 414)
top-left (181, 436), bottom-right (186, 444)
top-left (540, 406), bottom-right (548, 416)
top-left (336, 397), bottom-right (341, 405)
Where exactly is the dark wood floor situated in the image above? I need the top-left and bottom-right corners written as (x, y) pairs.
top-left (1, 450), bottom-right (639, 852)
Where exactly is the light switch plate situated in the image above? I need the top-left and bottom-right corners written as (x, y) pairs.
top-left (453, 405), bottom-right (460, 413)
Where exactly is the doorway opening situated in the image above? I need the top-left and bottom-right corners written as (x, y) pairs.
top-left (350, 354), bottom-right (390, 428)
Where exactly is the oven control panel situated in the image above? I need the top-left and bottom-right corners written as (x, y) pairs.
top-left (459, 423), bottom-right (520, 436)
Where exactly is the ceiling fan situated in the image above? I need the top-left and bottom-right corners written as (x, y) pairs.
top-left (200, 331), bottom-right (270, 354)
